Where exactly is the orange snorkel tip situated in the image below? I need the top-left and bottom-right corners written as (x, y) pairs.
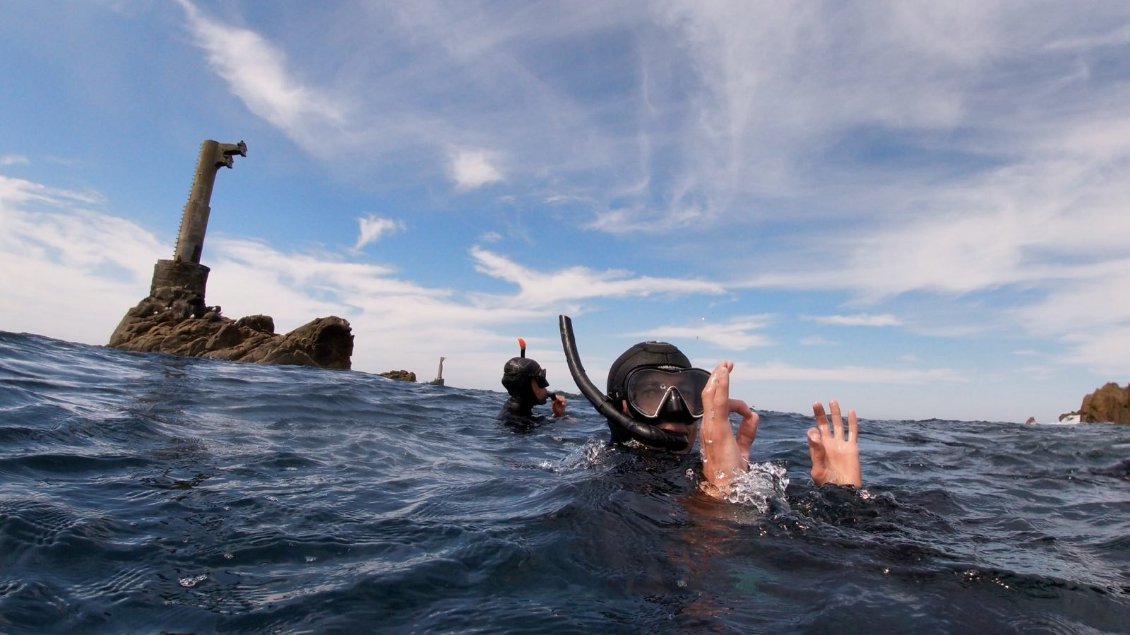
top-left (517, 337), bottom-right (527, 358)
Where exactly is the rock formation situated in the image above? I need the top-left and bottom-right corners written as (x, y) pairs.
top-left (107, 139), bottom-right (354, 370)
top-left (1077, 382), bottom-right (1130, 424)
top-left (109, 287), bottom-right (353, 368)
top-left (380, 370), bottom-right (417, 382)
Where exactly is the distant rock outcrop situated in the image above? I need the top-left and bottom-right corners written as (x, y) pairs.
top-left (1077, 382), bottom-right (1130, 424)
top-left (109, 287), bottom-right (353, 369)
top-left (380, 370), bottom-right (417, 382)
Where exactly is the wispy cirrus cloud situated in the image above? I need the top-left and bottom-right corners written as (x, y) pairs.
top-left (469, 245), bottom-right (725, 309)
top-left (176, 0), bottom-right (345, 145)
top-left (637, 316), bottom-right (774, 350)
top-left (804, 313), bottom-right (903, 327)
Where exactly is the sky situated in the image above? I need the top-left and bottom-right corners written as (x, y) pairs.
top-left (2, 1), bottom-right (1129, 424)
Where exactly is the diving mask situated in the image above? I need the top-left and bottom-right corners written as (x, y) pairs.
top-left (624, 366), bottom-right (710, 420)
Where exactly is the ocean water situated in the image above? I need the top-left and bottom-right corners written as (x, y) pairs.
top-left (1, 331), bottom-right (1128, 635)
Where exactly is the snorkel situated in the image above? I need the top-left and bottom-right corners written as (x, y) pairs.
top-left (558, 315), bottom-right (690, 451)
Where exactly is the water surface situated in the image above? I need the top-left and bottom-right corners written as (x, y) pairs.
top-left (1, 331), bottom-right (1127, 633)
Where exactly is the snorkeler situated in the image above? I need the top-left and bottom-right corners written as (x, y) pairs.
top-left (558, 316), bottom-right (862, 498)
top-left (500, 338), bottom-right (567, 419)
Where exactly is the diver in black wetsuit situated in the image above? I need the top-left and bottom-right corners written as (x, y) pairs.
top-left (499, 338), bottom-right (567, 421)
top-left (558, 315), bottom-right (862, 498)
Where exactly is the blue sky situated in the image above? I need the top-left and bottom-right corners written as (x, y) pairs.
top-left (3, 1), bottom-right (1129, 423)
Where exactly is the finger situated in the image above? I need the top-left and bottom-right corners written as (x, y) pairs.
top-left (735, 407), bottom-right (759, 455)
top-left (812, 402), bottom-right (830, 439)
top-left (829, 400), bottom-right (843, 440)
top-left (847, 409), bottom-right (858, 443)
top-left (807, 426), bottom-right (828, 485)
top-left (704, 361), bottom-right (733, 408)
top-left (730, 398), bottom-right (752, 418)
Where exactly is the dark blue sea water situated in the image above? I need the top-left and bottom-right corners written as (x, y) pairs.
top-left (1, 331), bottom-right (1128, 634)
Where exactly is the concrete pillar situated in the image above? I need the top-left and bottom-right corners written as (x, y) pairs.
top-left (151, 259), bottom-right (210, 297)
top-left (172, 140), bottom-right (247, 264)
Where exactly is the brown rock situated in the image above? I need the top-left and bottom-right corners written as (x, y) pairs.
top-left (381, 370), bottom-right (417, 382)
top-left (108, 287), bottom-right (353, 370)
top-left (236, 315), bottom-right (275, 334)
top-left (1078, 382), bottom-right (1130, 424)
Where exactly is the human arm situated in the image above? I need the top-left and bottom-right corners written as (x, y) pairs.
top-left (698, 360), bottom-right (760, 498)
top-left (807, 401), bottom-right (862, 487)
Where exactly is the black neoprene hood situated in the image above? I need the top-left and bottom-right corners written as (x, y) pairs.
top-left (606, 341), bottom-right (691, 403)
top-left (502, 357), bottom-right (543, 397)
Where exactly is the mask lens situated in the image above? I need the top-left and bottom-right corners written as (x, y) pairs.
top-left (625, 368), bottom-right (709, 419)
top-left (535, 368), bottom-right (548, 388)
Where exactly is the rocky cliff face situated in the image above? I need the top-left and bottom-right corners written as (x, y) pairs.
top-left (1078, 383), bottom-right (1130, 424)
top-left (108, 286), bottom-right (353, 369)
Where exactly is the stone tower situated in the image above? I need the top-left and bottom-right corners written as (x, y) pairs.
top-left (149, 139), bottom-right (247, 298)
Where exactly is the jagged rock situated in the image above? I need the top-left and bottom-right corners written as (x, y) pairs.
top-left (236, 315), bottom-right (274, 334)
top-left (108, 287), bottom-right (353, 370)
top-left (1078, 382), bottom-right (1130, 424)
top-left (381, 370), bottom-right (417, 382)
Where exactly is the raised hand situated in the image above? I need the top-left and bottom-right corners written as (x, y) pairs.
top-left (698, 360), bottom-right (759, 497)
top-left (807, 400), bottom-right (862, 487)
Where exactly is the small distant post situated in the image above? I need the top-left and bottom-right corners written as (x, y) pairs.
top-left (430, 356), bottom-right (446, 386)
top-left (150, 139), bottom-right (247, 298)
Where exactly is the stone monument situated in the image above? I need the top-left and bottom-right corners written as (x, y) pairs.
top-left (108, 139), bottom-right (354, 369)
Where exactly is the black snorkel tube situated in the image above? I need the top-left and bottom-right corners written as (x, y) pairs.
top-left (558, 315), bottom-right (690, 451)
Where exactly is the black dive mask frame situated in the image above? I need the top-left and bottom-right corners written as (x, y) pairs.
top-left (558, 315), bottom-right (690, 451)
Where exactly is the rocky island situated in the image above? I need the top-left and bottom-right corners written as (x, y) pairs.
top-left (108, 140), bottom-right (354, 369)
top-left (1061, 382), bottom-right (1130, 424)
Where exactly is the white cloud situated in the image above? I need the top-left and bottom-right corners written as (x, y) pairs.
top-left (449, 149), bottom-right (503, 190)
top-left (0, 155), bottom-right (28, 166)
top-left (0, 175), bottom-right (165, 344)
top-left (354, 214), bottom-right (404, 250)
top-left (805, 313), bottom-right (903, 327)
top-left (586, 203), bottom-right (709, 235)
top-left (177, 0), bottom-right (345, 144)
top-left (469, 246), bottom-right (725, 309)
top-left (637, 316), bottom-right (773, 350)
